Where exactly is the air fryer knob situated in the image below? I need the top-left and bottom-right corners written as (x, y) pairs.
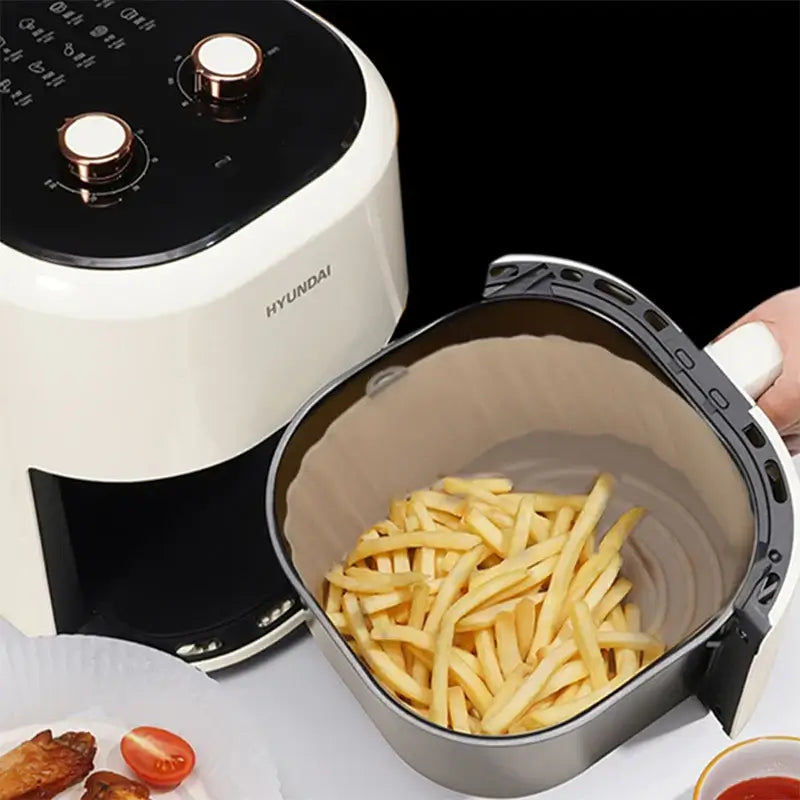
top-left (57, 112), bottom-right (134, 185)
top-left (191, 33), bottom-right (263, 101)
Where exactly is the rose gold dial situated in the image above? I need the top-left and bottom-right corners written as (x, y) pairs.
top-left (191, 33), bottom-right (263, 101)
top-left (57, 112), bottom-right (134, 184)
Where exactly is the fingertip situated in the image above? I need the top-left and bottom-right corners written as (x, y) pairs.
top-left (756, 382), bottom-right (797, 436)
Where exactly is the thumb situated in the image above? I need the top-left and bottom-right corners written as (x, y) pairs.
top-left (714, 288), bottom-right (800, 436)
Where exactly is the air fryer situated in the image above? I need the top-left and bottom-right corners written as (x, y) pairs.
top-left (266, 255), bottom-right (798, 797)
top-left (0, 0), bottom-right (407, 671)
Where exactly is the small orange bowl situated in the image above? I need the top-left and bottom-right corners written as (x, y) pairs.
top-left (694, 736), bottom-right (800, 800)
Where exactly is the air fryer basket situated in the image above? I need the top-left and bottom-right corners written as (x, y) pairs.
top-left (268, 257), bottom-right (795, 796)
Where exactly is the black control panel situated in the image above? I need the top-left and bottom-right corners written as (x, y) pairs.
top-left (0, 0), bottom-right (366, 268)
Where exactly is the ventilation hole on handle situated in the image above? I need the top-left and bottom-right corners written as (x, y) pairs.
top-left (594, 278), bottom-right (635, 305)
top-left (644, 309), bottom-right (668, 332)
top-left (764, 460), bottom-right (788, 503)
top-left (560, 268), bottom-right (583, 282)
top-left (758, 572), bottom-right (781, 605)
top-left (743, 423), bottom-right (766, 448)
top-left (489, 263), bottom-right (519, 279)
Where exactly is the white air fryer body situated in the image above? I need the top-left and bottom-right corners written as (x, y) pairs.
top-left (0, 1), bottom-right (407, 670)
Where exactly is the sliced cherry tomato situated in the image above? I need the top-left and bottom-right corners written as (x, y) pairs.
top-left (120, 726), bottom-right (196, 788)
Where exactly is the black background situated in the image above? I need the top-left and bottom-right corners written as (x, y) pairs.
top-left (307, 0), bottom-right (799, 345)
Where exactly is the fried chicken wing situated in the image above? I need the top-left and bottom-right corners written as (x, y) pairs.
top-left (0, 729), bottom-right (96, 800)
top-left (80, 772), bottom-right (149, 800)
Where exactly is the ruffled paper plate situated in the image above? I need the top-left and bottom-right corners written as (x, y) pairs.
top-left (0, 623), bottom-right (282, 800)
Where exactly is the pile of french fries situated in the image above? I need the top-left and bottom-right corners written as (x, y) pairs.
top-left (323, 473), bottom-right (665, 735)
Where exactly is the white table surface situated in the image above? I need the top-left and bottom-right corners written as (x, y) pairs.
top-left (217, 458), bottom-right (800, 800)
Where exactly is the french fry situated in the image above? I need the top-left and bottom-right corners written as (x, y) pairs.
top-left (464, 507), bottom-right (506, 556)
top-left (482, 663), bottom-right (532, 724)
top-left (424, 545), bottom-right (488, 634)
top-left (471, 536), bottom-right (567, 589)
top-left (408, 582), bottom-right (431, 691)
top-left (411, 498), bottom-right (437, 579)
top-left (477, 504), bottom-right (516, 530)
top-left (372, 611), bottom-right (407, 669)
top-left (536, 659), bottom-right (589, 702)
top-left (471, 555), bottom-right (558, 611)
top-left (528, 510), bottom-right (552, 544)
top-left (551, 505), bottom-right (577, 538)
top-left (583, 556), bottom-right (623, 613)
top-left (393, 550), bottom-right (411, 574)
top-left (580, 530), bottom-right (595, 565)
top-left (325, 576), bottom-right (343, 614)
top-left (529, 474), bottom-right (614, 658)
top-left (327, 611), bottom-right (348, 633)
top-left (430, 619), bottom-right (456, 726)
top-left (448, 686), bottom-right (471, 733)
top-left (593, 578), bottom-right (633, 625)
top-left (618, 603), bottom-right (642, 677)
top-left (508, 495), bottom-right (534, 557)
top-left (446, 570), bottom-right (531, 623)
top-left (360, 528), bottom-right (394, 574)
top-left (514, 598), bottom-right (537, 661)
top-left (609, 605), bottom-right (636, 679)
top-left (413, 490), bottom-right (466, 516)
top-left (475, 628), bottom-right (505, 694)
top-left (389, 499), bottom-right (406, 528)
top-left (474, 572), bottom-right (541, 608)
top-left (526, 674), bottom-right (627, 728)
top-left (442, 476), bottom-right (514, 496)
top-left (372, 623), bottom-right (433, 652)
top-left (495, 610), bottom-right (522, 678)
top-left (411, 647), bottom-right (494, 716)
top-left (346, 532), bottom-right (482, 565)
top-left (456, 593), bottom-right (545, 632)
top-left (642, 638), bottom-right (666, 668)
top-left (360, 589), bottom-right (412, 615)
top-left (561, 507), bottom-right (645, 624)
top-left (454, 646), bottom-right (483, 677)
top-left (378, 518), bottom-right (409, 572)
top-left (599, 507), bottom-right (646, 554)
top-left (570, 601), bottom-right (607, 690)
top-left (555, 553), bottom-right (622, 634)
top-left (327, 568), bottom-right (427, 594)
top-left (482, 640), bottom-right (580, 735)
top-left (343, 593), bottom-right (430, 705)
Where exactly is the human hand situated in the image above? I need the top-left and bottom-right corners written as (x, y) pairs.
top-left (719, 287), bottom-right (800, 455)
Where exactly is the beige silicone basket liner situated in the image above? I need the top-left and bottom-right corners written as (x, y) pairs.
top-left (284, 334), bottom-right (754, 651)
